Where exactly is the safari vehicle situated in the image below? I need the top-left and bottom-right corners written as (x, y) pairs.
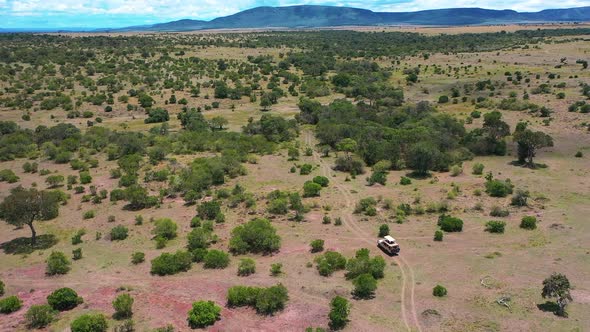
top-left (378, 235), bottom-right (400, 255)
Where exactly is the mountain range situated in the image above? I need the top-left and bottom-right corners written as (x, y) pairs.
top-left (106, 5), bottom-right (590, 32)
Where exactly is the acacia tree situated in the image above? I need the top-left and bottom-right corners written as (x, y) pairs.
top-left (542, 273), bottom-right (572, 317)
top-left (336, 138), bottom-right (357, 160)
top-left (209, 116), bottom-right (228, 131)
top-left (513, 123), bottom-right (553, 167)
top-left (0, 187), bottom-right (60, 245)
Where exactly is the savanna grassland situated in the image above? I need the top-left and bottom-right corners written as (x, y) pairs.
top-left (0, 26), bottom-right (589, 332)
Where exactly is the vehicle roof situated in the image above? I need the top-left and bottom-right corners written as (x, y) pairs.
top-left (384, 235), bottom-right (396, 242)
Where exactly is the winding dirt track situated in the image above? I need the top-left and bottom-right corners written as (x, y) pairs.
top-left (304, 130), bottom-right (423, 332)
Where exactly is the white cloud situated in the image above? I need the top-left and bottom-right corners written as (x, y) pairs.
top-left (3, 0), bottom-right (590, 22)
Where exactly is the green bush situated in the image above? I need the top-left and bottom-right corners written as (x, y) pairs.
top-left (150, 251), bottom-right (192, 276)
top-left (472, 163), bottom-right (484, 175)
top-left (83, 210), bottom-right (95, 219)
top-left (378, 224), bottom-right (389, 237)
top-left (70, 313), bottom-right (108, 332)
top-left (187, 300), bottom-right (221, 329)
top-left (110, 225), bottom-right (129, 241)
top-left (238, 258), bottom-right (256, 276)
top-left (433, 285), bottom-right (448, 297)
top-left (46, 251), bottom-right (71, 275)
top-left (434, 230), bottom-right (443, 241)
top-left (0, 279), bottom-right (4, 296)
top-left (437, 215), bottom-right (463, 232)
top-left (229, 218), bottom-right (281, 255)
top-left (25, 304), bottom-right (57, 328)
top-left (315, 251), bottom-right (347, 277)
top-left (227, 286), bottom-right (260, 307)
top-left (267, 198), bottom-right (288, 215)
top-left (187, 228), bottom-right (214, 251)
top-left (303, 181), bottom-right (322, 197)
top-left (400, 176), bottom-right (412, 185)
top-left (352, 273), bottom-right (377, 299)
top-left (191, 248), bottom-right (208, 263)
top-left (152, 218), bottom-right (177, 240)
top-left (131, 252), bottom-right (145, 264)
top-left (254, 284), bottom-right (289, 315)
top-left (310, 239), bottom-right (324, 253)
top-left (203, 250), bottom-right (230, 269)
top-left (485, 179), bottom-right (513, 197)
top-left (79, 171), bottom-right (92, 184)
top-left (113, 294), bottom-right (134, 319)
top-left (300, 164), bottom-right (313, 175)
top-left (312, 176), bottom-right (329, 187)
top-left (47, 287), bottom-right (83, 311)
top-left (270, 263), bottom-right (283, 276)
top-left (485, 220), bottom-right (506, 233)
top-left (72, 248), bottom-right (83, 260)
top-left (329, 296), bottom-right (350, 330)
top-left (520, 216), bottom-right (537, 230)
top-left (197, 200), bottom-right (222, 220)
top-left (0, 295), bottom-right (22, 314)
top-left (345, 249), bottom-right (386, 280)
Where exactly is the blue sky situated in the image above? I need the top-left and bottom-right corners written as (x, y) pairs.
top-left (1, 0), bottom-right (589, 29)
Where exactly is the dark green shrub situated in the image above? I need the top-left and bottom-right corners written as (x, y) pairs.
top-left (303, 181), bottom-right (322, 197)
top-left (267, 198), bottom-right (288, 215)
top-left (520, 216), bottom-right (537, 230)
top-left (187, 228), bottom-right (214, 251)
top-left (110, 225), bottom-right (129, 241)
top-left (434, 230), bottom-right (443, 241)
top-left (329, 296), bottom-right (349, 330)
top-left (378, 224), bottom-right (389, 237)
top-left (485, 220), bottom-right (506, 233)
top-left (203, 250), bottom-right (230, 269)
top-left (227, 286), bottom-right (260, 307)
top-left (70, 313), bottom-right (108, 332)
top-left (433, 285), bottom-right (447, 297)
top-left (229, 218), bottom-right (281, 255)
top-left (150, 251), bottom-right (192, 276)
top-left (197, 201), bottom-right (222, 220)
top-left (352, 273), bottom-right (377, 299)
top-left (187, 300), bottom-right (221, 329)
top-left (47, 287), bottom-right (83, 311)
top-left (71, 229), bottom-right (85, 245)
top-left (400, 176), bottom-right (412, 185)
top-left (72, 248), bottom-right (83, 260)
top-left (312, 176), bottom-right (329, 187)
top-left (46, 251), bottom-right (71, 275)
top-left (270, 263), bottom-right (283, 276)
top-left (575, 151), bottom-right (583, 158)
top-left (0, 295), bottom-right (22, 314)
top-left (345, 249), bottom-right (386, 280)
top-left (254, 284), bottom-right (289, 315)
top-left (0, 280), bottom-right (4, 296)
top-left (485, 179), bottom-right (513, 197)
top-left (131, 252), bottom-right (145, 264)
top-left (310, 239), bottom-right (324, 253)
top-left (191, 248), bottom-right (208, 263)
top-left (315, 251), bottom-right (347, 277)
top-left (437, 215), bottom-right (463, 232)
top-left (25, 304), bottom-right (57, 328)
top-left (367, 171), bottom-right (387, 185)
top-left (238, 258), bottom-right (256, 276)
top-left (113, 294), bottom-right (134, 319)
top-left (300, 164), bottom-right (313, 175)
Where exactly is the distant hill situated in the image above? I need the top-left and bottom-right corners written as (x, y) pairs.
top-left (108, 5), bottom-right (590, 32)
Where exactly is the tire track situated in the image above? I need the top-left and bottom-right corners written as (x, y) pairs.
top-left (304, 130), bottom-right (421, 332)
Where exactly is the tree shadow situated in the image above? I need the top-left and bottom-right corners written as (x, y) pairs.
top-left (537, 301), bottom-right (559, 315)
top-left (406, 171), bottom-right (432, 179)
top-left (0, 234), bottom-right (58, 255)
